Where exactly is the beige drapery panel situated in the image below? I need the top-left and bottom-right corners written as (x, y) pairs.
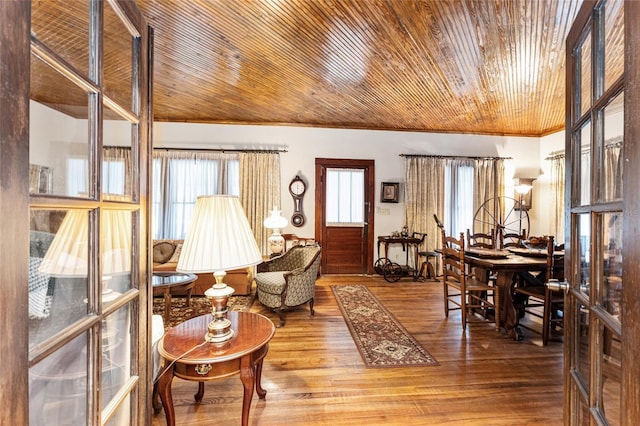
top-left (604, 141), bottom-right (622, 200)
top-left (104, 146), bottom-right (133, 198)
top-left (404, 157), bottom-right (445, 258)
top-left (474, 158), bottom-right (505, 235)
top-left (239, 152), bottom-right (281, 255)
top-left (548, 153), bottom-right (565, 242)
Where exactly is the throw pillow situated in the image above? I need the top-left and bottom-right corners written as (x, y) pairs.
top-left (168, 243), bottom-right (183, 263)
top-left (153, 241), bottom-right (176, 264)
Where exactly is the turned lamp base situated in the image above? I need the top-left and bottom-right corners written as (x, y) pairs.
top-left (203, 271), bottom-right (235, 343)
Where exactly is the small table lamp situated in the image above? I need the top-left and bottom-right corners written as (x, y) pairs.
top-left (39, 209), bottom-right (132, 296)
top-left (38, 208), bottom-right (132, 346)
top-left (177, 195), bottom-right (262, 343)
top-left (263, 206), bottom-right (288, 257)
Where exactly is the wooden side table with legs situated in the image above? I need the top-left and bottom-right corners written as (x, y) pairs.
top-left (155, 311), bottom-right (276, 426)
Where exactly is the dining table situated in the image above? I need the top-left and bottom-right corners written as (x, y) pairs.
top-left (464, 247), bottom-right (564, 340)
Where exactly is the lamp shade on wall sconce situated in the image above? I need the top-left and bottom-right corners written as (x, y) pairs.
top-left (177, 195), bottom-right (262, 343)
top-left (514, 177), bottom-right (535, 211)
top-left (264, 206), bottom-right (288, 256)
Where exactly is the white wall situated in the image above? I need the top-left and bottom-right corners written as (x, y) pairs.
top-left (153, 122), bottom-right (553, 258)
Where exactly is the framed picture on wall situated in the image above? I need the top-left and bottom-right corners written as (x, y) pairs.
top-left (381, 182), bottom-right (399, 203)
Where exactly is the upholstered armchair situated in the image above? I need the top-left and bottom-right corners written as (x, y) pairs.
top-left (255, 244), bottom-right (321, 327)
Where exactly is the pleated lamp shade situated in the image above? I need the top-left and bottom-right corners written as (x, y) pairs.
top-left (177, 195), bottom-right (262, 274)
top-left (39, 209), bottom-right (132, 278)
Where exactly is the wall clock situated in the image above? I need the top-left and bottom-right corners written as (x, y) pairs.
top-left (289, 175), bottom-right (306, 227)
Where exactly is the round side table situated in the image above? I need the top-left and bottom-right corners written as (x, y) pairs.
top-left (155, 311), bottom-right (275, 426)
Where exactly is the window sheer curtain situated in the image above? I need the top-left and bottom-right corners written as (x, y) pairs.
top-left (152, 150), bottom-right (239, 239)
top-left (445, 159), bottom-right (474, 236)
top-left (239, 152), bottom-right (281, 255)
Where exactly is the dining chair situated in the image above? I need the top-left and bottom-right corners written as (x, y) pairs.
top-left (466, 228), bottom-right (495, 249)
top-left (441, 230), bottom-right (500, 331)
top-left (512, 235), bottom-right (564, 345)
top-left (466, 228), bottom-right (498, 285)
top-left (498, 228), bottom-right (527, 249)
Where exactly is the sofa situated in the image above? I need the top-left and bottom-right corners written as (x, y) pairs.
top-left (152, 239), bottom-right (253, 295)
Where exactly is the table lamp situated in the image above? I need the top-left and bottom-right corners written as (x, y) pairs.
top-left (39, 209), bottom-right (132, 295)
top-left (177, 195), bottom-right (262, 343)
top-left (263, 206), bottom-right (288, 257)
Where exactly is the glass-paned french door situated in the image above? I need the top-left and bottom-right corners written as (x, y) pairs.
top-left (564, 0), bottom-right (640, 424)
top-left (28, 1), bottom-right (150, 425)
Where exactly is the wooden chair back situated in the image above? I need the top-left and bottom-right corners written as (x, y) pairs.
top-left (466, 228), bottom-right (495, 249)
top-left (441, 230), bottom-right (466, 283)
top-left (498, 228), bottom-right (527, 249)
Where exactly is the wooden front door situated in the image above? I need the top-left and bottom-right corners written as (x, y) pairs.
top-left (564, 0), bottom-right (639, 423)
top-left (315, 158), bottom-right (375, 274)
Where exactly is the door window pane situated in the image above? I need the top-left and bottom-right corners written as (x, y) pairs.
top-left (325, 168), bottom-right (364, 225)
top-left (578, 213), bottom-right (591, 297)
top-left (29, 332), bottom-right (89, 425)
top-left (601, 328), bottom-right (621, 425)
top-left (601, 93), bottom-right (623, 203)
top-left (103, 108), bottom-right (134, 201)
top-left (602, 212), bottom-right (622, 322)
top-left (101, 303), bottom-right (132, 423)
top-left (103, 2), bottom-right (134, 112)
top-left (579, 31), bottom-right (592, 117)
top-left (30, 209), bottom-right (90, 351)
top-left (603, 0), bottom-right (624, 93)
top-left (576, 302), bottom-right (591, 390)
top-left (578, 122), bottom-right (592, 206)
top-left (101, 210), bottom-right (133, 300)
top-left (31, 1), bottom-right (90, 77)
top-left (30, 53), bottom-right (91, 198)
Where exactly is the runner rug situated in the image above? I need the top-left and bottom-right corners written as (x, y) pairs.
top-left (331, 284), bottom-right (439, 368)
top-left (153, 293), bottom-right (255, 330)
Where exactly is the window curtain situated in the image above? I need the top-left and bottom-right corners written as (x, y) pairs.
top-left (548, 153), bottom-right (565, 242)
top-left (153, 150), bottom-right (238, 239)
top-left (103, 147), bottom-right (132, 198)
top-left (445, 159), bottom-right (474, 236)
top-left (474, 158), bottom-right (505, 235)
top-left (239, 152), bottom-right (281, 255)
top-left (404, 157), bottom-right (445, 271)
top-left (604, 140), bottom-right (622, 201)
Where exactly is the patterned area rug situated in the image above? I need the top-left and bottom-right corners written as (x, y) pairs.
top-left (331, 285), bottom-right (439, 368)
top-left (153, 293), bottom-right (255, 330)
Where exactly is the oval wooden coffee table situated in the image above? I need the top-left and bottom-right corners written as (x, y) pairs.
top-left (155, 311), bottom-right (276, 426)
top-left (152, 272), bottom-right (197, 323)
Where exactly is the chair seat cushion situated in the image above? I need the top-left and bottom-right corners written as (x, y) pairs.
top-left (255, 271), bottom-right (287, 294)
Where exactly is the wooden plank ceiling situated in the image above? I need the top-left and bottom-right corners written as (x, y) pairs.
top-left (32, 1), bottom-right (595, 137)
top-left (139, 0), bottom-right (588, 136)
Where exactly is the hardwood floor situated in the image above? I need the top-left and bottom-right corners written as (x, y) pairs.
top-left (151, 275), bottom-right (564, 425)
